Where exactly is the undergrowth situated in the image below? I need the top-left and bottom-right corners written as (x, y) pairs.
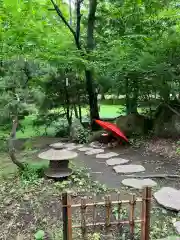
top-left (19, 163), bottom-right (47, 185)
top-left (0, 161), bottom-right (179, 239)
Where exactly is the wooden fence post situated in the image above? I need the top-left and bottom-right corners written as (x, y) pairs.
top-left (81, 197), bottom-right (88, 240)
top-left (141, 187), bottom-right (152, 240)
top-left (105, 195), bottom-right (112, 240)
top-left (62, 192), bottom-right (72, 240)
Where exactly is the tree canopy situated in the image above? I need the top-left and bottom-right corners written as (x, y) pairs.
top-left (1, 0), bottom-right (180, 128)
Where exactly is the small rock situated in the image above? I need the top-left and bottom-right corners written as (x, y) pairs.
top-left (85, 149), bottom-right (104, 155)
top-left (106, 158), bottom-right (129, 166)
top-left (122, 178), bottom-right (157, 189)
top-left (96, 152), bottom-right (119, 159)
top-left (154, 187), bottom-right (180, 211)
top-left (23, 195), bottom-right (30, 201)
top-left (3, 199), bottom-right (13, 206)
top-left (113, 164), bottom-right (145, 173)
top-left (174, 221), bottom-right (180, 234)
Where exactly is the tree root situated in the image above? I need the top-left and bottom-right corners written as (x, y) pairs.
top-left (125, 174), bottom-right (180, 179)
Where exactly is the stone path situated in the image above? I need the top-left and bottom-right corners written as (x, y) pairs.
top-left (52, 141), bottom-right (180, 213)
top-left (122, 178), bottom-right (157, 189)
top-left (106, 158), bottom-right (129, 166)
top-left (113, 164), bottom-right (145, 173)
top-left (174, 222), bottom-right (180, 234)
top-left (154, 187), bottom-right (180, 211)
top-left (85, 149), bottom-right (104, 155)
top-left (55, 141), bottom-right (157, 190)
top-left (96, 152), bottom-right (119, 159)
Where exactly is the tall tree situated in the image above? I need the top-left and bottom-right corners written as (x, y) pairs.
top-left (50, 0), bottom-right (100, 129)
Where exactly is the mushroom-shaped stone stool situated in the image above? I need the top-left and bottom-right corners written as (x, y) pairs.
top-left (38, 146), bottom-right (78, 180)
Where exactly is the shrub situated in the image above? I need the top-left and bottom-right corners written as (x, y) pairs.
top-left (70, 118), bottom-right (91, 143)
top-left (19, 163), bottom-right (47, 185)
top-left (0, 133), bottom-right (8, 152)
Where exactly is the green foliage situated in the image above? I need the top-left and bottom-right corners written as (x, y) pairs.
top-left (54, 165), bottom-right (107, 193)
top-left (1, 0), bottom-right (180, 132)
top-left (70, 118), bottom-right (91, 143)
top-left (19, 163), bottom-right (47, 185)
top-left (34, 230), bottom-right (45, 240)
top-left (23, 139), bottom-right (33, 151)
top-left (33, 113), bottom-right (70, 137)
top-left (176, 141), bottom-right (180, 155)
top-left (52, 119), bottom-right (70, 137)
top-left (0, 133), bottom-right (8, 152)
top-left (74, 127), bottom-right (91, 144)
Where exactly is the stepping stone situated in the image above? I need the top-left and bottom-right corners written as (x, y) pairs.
top-left (154, 187), bottom-right (180, 211)
top-left (113, 164), bottom-right (145, 174)
top-left (106, 158), bottom-right (129, 166)
top-left (63, 143), bottom-right (76, 148)
top-left (66, 144), bottom-right (84, 150)
top-left (96, 152), bottom-right (119, 159)
top-left (122, 178), bottom-right (157, 189)
top-left (85, 149), bottom-right (104, 155)
top-left (174, 221), bottom-right (180, 234)
top-left (78, 147), bottom-right (94, 152)
top-left (89, 142), bottom-right (106, 149)
top-left (49, 142), bottom-right (64, 149)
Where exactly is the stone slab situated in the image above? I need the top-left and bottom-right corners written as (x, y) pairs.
top-left (122, 178), bottom-right (157, 189)
top-left (49, 142), bottom-right (64, 149)
top-left (154, 187), bottom-right (180, 211)
top-left (89, 142), bottom-right (106, 149)
top-left (106, 158), bottom-right (129, 166)
top-left (85, 149), bottom-right (104, 155)
top-left (174, 221), bottom-right (180, 234)
top-left (66, 144), bottom-right (84, 150)
top-left (96, 152), bottom-right (119, 159)
top-left (113, 164), bottom-right (145, 174)
top-left (63, 143), bottom-right (76, 148)
top-left (78, 147), bottom-right (94, 152)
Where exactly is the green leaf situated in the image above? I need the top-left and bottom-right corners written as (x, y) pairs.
top-left (34, 230), bottom-right (45, 240)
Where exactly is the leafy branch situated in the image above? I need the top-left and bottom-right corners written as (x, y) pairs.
top-left (50, 0), bottom-right (82, 50)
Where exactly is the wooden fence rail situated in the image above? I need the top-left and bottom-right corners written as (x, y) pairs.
top-left (62, 187), bottom-right (152, 240)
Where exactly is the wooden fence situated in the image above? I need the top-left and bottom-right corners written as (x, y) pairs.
top-left (62, 187), bottom-right (152, 240)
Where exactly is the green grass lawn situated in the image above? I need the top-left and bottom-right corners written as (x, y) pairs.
top-left (0, 104), bottom-right (148, 139)
top-left (15, 104), bottom-right (125, 138)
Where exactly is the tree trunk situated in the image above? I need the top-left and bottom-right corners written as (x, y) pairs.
top-left (64, 81), bottom-right (72, 126)
top-left (125, 77), bottom-right (130, 115)
top-left (78, 104), bottom-right (82, 123)
top-left (132, 78), bottom-right (138, 113)
top-left (125, 75), bottom-right (138, 115)
top-left (101, 92), bottom-right (105, 100)
top-left (74, 104), bottom-right (79, 118)
top-left (85, 70), bottom-right (99, 129)
top-left (86, 0), bottom-right (100, 130)
top-left (69, 0), bottom-right (72, 26)
top-left (50, 0), bottom-right (99, 129)
top-left (8, 117), bottom-right (25, 170)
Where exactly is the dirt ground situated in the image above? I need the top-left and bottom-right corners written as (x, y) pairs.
top-left (144, 137), bottom-right (180, 159)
